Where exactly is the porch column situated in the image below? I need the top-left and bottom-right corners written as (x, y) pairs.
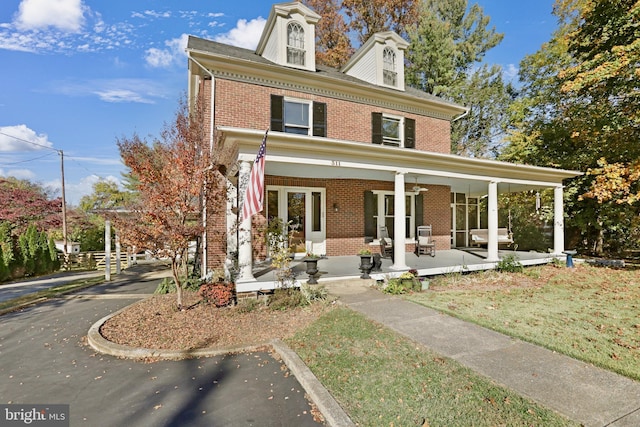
top-left (553, 185), bottom-right (565, 255)
top-left (487, 181), bottom-right (499, 262)
top-left (115, 229), bottom-right (121, 275)
top-left (104, 220), bottom-right (111, 281)
top-left (236, 160), bottom-right (256, 282)
top-left (392, 171), bottom-right (409, 270)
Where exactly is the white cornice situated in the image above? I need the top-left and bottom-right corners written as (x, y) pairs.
top-left (188, 49), bottom-right (466, 120)
top-left (218, 127), bottom-right (583, 186)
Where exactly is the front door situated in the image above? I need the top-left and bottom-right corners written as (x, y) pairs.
top-left (267, 187), bottom-right (326, 256)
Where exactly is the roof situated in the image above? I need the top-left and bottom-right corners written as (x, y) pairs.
top-left (186, 35), bottom-right (467, 118)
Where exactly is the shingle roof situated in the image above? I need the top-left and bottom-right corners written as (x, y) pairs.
top-left (187, 35), bottom-right (464, 111)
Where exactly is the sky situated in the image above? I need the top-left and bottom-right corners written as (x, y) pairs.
top-left (0, 0), bottom-right (558, 206)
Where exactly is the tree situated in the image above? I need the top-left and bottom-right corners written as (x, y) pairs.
top-left (406, 0), bottom-right (508, 157)
top-left (341, 0), bottom-right (419, 43)
top-left (0, 178), bottom-right (62, 237)
top-left (115, 96), bottom-right (216, 309)
top-left (501, 0), bottom-right (640, 254)
top-left (79, 180), bottom-right (133, 213)
top-left (449, 64), bottom-right (515, 157)
top-left (306, 0), bottom-right (511, 157)
top-left (303, 0), bottom-right (353, 68)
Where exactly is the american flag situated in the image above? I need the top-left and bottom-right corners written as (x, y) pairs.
top-left (241, 129), bottom-right (268, 222)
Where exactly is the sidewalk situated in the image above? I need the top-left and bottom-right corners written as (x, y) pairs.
top-left (325, 280), bottom-right (640, 427)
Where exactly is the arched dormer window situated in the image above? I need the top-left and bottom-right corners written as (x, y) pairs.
top-left (383, 47), bottom-right (397, 86)
top-left (287, 21), bottom-right (305, 66)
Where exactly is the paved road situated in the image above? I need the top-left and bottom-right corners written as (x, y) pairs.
top-left (0, 264), bottom-right (323, 426)
top-left (0, 270), bottom-right (106, 303)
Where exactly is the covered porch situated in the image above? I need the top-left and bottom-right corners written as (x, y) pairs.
top-left (217, 128), bottom-right (581, 292)
top-left (237, 249), bottom-right (562, 293)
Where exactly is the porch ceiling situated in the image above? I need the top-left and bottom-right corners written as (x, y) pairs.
top-left (218, 127), bottom-right (583, 195)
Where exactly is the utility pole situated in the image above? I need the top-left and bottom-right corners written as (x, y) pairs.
top-left (59, 150), bottom-right (68, 260)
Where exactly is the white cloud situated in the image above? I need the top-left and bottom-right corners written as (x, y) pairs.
top-left (0, 125), bottom-right (54, 151)
top-left (504, 63), bottom-right (519, 81)
top-left (14, 0), bottom-right (86, 32)
top-left (59, 174), bottom-right (122, 206)
top-left (0, 168), bottom-right (36, 180)
top-left (145, 34), bottom-right (188, 68)
top-left (214, 17), bottom-right (266, 49)
top-left (51, 78), bottom-right (168, 104)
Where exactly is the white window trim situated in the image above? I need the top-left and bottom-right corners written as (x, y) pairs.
top-left (286, 21), bottom-right (306, 67)
top-left (283, 97), bottom-right (312, 136)
top-left (372, 190), bottom-right (416, 240)
top-left (382, 113), bottom-right (405, 147)
top-left (382, 47), bottom-right (397, 87)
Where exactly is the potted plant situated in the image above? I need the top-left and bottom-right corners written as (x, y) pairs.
top-left (358, 247), bottom-right (373, 279)
top-left (303, 252), bottom-right (322, 284)
top-left (399, 269), bottom-right (420, 291)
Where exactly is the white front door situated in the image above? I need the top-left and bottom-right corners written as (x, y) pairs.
top-left (267, 186), bottom-right (326, 256)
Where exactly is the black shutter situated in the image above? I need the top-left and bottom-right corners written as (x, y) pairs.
top-left (371, 112), bottom-right (383, 144)
top-left (415, 193), bottom-right (424, 229)
top-left (312, 102), bottom-right (327, 137)
top-left (404, 117), bottom-right (415, 148)
top-left (270, 95), bottom-right (284, 132)
top-left (364, 190), bottom-right (376, 242)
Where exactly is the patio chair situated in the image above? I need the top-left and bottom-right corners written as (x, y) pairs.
top-left (416, 225), bottom-right (436, 257)
top-left (379, 226), bottom-right (394, 262)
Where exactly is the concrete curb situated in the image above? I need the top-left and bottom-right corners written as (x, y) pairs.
top-left (271, 339), bottom-right (354, 427)
top-left (87, 305), bottom-right (354, 426)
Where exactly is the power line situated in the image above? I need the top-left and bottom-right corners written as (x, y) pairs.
top-left (0, 131), bottom-right (58, 152)
top-left (0, 152), bottom-right (56, 166)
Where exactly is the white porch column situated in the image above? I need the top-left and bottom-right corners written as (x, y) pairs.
top-left (115, 229), bottom-right (121, 275)
top-left (487, 181), bottom-right (499, 262)
top-left (104, 220), bottom-right (111, 281)
top-left (236, 160), bottom-right (256, 282)
top-left (553, 185), bottom-right (565, 255)
top-left (392, 171), bottom-right (409, 270)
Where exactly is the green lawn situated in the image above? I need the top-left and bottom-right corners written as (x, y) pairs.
top-left (406, 264), bottom-right (640, 381)
top-left (287, 307), bottom-right (577, 427)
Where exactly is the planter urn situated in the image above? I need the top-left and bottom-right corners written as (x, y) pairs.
top-left (303, 258), bottom-right (320, 284)
top-left (359, 254), bottom-right (373, 279)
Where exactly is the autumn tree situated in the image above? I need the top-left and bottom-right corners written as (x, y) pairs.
top-left (307, 0), bottom-right (510, 157)
top-left (502, 0), bottom-right (640, 254)
top-left (303, 0), bottom-right (353, 67)
top-left (341, 0), bottom-right (419, 43)
top-left (0, 178), bottom-right (62, 237)
top-left (116, 96), bottom-right (218, 309)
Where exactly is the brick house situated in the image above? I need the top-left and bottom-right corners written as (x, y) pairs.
top-left (186, 2), bottom-right (580, 290)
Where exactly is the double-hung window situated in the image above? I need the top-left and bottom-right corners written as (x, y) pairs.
top-left (382, 115), bottom-right (402, 146)
top-left (284, 99), bottom-right (310, 134)
top-left (271, 95), bottom-right (327, 137)
top-left (371, 112), bottom-right (415, 148)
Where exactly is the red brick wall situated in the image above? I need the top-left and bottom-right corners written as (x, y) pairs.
top-left (201, 76), bottom-right (455, 268)
top-left (213, 79), bottom-right (451, 154)
top-left (267, 176), bottom-right (451, 256)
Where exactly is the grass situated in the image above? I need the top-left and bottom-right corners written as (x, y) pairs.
top-left (406, 264), bottom-right (640, 381)
top-left (287, 307), bottom-right (577, 427)
top-left (0, 276), bottom-right (105, 314)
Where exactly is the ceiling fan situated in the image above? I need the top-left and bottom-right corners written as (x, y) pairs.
top-left (412, 177), bottom-right (428, 194)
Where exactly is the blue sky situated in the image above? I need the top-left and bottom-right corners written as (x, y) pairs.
top-left (0, 0), bottom-right (557, 206)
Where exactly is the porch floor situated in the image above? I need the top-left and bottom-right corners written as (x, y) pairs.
top-left (237, 249), bottom-right (563, 293)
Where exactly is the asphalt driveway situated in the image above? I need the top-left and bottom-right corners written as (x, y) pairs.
top-left (0, 265), bottom-right (323, 426)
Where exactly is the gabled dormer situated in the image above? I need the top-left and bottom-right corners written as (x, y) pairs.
top-left (255, 2), bottom-right (320, 72)
top-left (341, 31), bottom-right (409, 91)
